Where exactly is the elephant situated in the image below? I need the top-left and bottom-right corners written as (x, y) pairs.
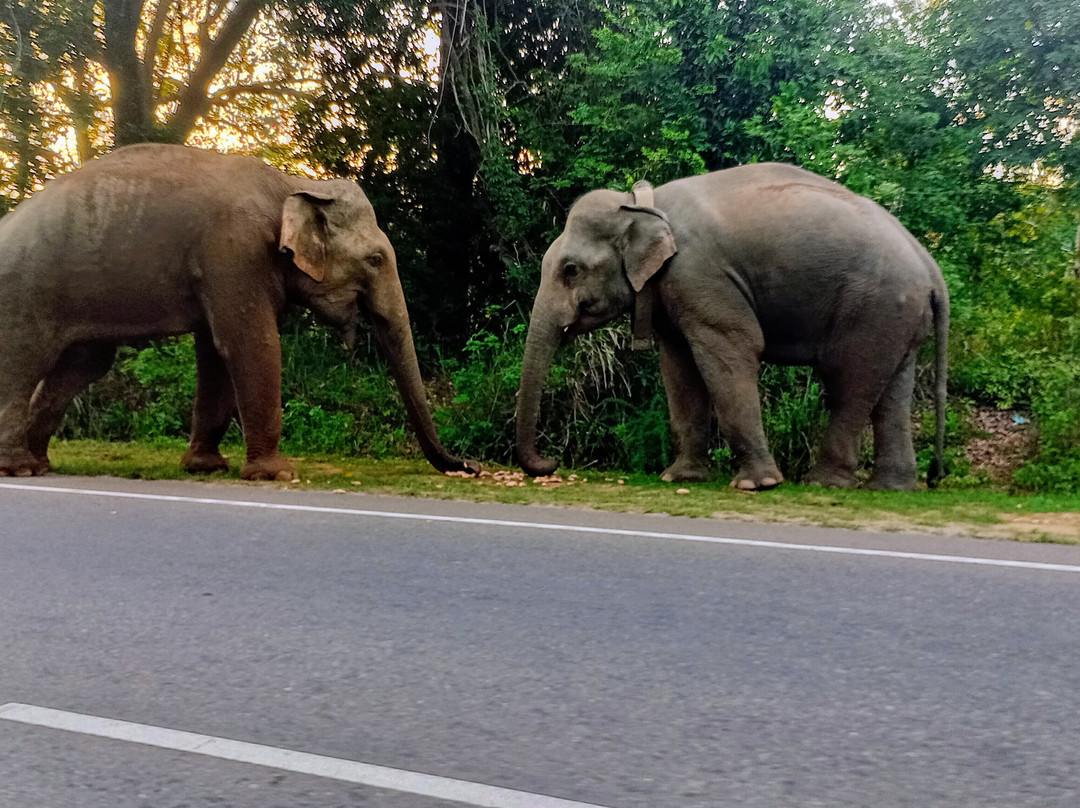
top-left (515, 162), bottom-right (949, 491)
top-left (0, 144), bottom-right (477, 480)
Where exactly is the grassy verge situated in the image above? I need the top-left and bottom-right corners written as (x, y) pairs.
top-left (45, 439), bottom-right (1080, 543)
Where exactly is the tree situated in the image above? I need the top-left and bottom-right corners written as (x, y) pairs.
top-left (0, 0), bottom-right (298, 206)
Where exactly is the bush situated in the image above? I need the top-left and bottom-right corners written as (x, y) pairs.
top-left (441, 316), bottom-right (852, 481)
top-left (60, 339), bottom-right (199, 443)
top-left (1014, 356), bottom-right (1080, 493)
top-left (59, 312), bottom-right (418, 459)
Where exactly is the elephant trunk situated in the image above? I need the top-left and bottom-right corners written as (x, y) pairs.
top-left (370, 279), bottom-right (476, 475)
top-left (515, 299), bottom-right (565, 477)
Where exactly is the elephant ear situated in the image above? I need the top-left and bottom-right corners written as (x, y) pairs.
top-left (619, 182), bottom-right (677, 292)
top-left (280, 190), bottom-right (335, 282)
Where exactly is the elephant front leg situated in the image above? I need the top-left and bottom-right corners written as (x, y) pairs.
top-left (688, 331), bottom-right (782, 491)
top-left (181, 328), bottom-right (236, 474)
top-left (658, 332), bottom-right (712, 483)
top-left (208, 308), bottom-right (295, 483)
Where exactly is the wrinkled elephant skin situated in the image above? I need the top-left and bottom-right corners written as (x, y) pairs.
top-left (515, 163), bottom-right (949, 491)
top-left (0, 144), bottom-right (475, 479)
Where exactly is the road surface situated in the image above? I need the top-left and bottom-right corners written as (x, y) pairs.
top-left (2, 476), bottom-right (1079, 807)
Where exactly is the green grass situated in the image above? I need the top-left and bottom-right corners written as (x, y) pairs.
top-left (43, 439), bottom-right (1080, 543)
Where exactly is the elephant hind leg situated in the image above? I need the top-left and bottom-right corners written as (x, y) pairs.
top-left (0, 345), bottom-right (63, 476)
top-left (25, 342), bottom-right (118, 470)
top-left (29, 345), bottom-right (118, 441)
top-left (866, 350), bottom-right (918, 491)
top-left (181, 328), bottom-right (236, 474)
top-left (807, 356), bottom-right (895, 489)
top-left (0, 389), bottom-right (45, 476)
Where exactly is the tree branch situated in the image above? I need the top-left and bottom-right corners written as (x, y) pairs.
top-left (207, 82), bottom-right (309, 103)
top-left (156, 77), bottom-right (312, 107)
top-left (166, 0), bottom-right (268, 140)
top-left (143, 0), bottom-right (174, 91)
top-left (0, 136), bottom-right (64, 164)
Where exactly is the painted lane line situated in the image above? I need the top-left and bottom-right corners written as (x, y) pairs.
top-left (3, 481), bottom-right (1080, 574)
top-left (0, 703), bottom-right (611, 808)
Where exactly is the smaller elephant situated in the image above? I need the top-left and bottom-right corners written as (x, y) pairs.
top-left (0, 144), bottom-right (476, 480)
top-left (515, 163), bottom-right (948, 491)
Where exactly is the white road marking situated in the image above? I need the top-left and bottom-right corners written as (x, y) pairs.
top-left (0, 703), bottom-right (610, 808)
top-left (2, 481), bottom-right (1079, 574)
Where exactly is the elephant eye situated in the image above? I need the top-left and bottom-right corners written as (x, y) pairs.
top-left (367, 251), bottom-right (385, 269)
top-left (562, 263), bottom-right (579, 281)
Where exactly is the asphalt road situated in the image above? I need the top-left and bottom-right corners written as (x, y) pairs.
top-left (2, 476), bottom-right (1079, 807)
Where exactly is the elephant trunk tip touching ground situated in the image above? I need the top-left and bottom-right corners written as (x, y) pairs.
top-left (514, 295), bottom-right (567, 478)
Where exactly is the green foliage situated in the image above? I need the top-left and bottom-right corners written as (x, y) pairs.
top-left (60, 314), bottom-right (417, 459)
top-left (13, 0), bottom-right (1080, 493)
top-left (1014, 335), bottom-right (1080, 493)
top-left (437, 313), bottom-right (673, 471)
top-left (436, 311), bottom-right (527, 461)
top-left (442, 319), bottom-right (832, 481)
top-left (60, 340), bottom-right (198, 444)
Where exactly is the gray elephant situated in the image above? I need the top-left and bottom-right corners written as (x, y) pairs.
top-left (515, 163), bottom-right (948, 491)
top-left (0, 144), bottom-right (476, 480)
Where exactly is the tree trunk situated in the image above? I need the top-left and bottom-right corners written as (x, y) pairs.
top-left (103, 0), bottom-right (158, 146)
top-left (423, 1), bottom-right (483, 344)
top-left (1073, 215), bottom-right (1080, 280)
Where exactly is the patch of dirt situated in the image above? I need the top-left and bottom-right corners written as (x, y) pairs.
top-left (1000, 512), bottom-right (1080, 540)
top-left (445, 469), bottom-right (586, 488)
top-left (712, 509), bottom-right (1080, 543)
top-left (301, 462), bottom-right (345, 475)
top-left (965, 408), bottom-right (1037, 484)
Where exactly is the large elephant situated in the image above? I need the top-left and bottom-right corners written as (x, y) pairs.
top-left (515, 163), bottom-right (949, 491)
top-left (0, 144), bottom-right (476, 480)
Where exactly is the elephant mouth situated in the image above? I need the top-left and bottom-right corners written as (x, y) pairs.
top-left (305, 293), bottom-right (361, 346)
top-left (563, 309), bottom-right (616, 342)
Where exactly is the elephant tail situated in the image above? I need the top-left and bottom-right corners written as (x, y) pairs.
top-left (927, 280), bottom-right (950, 488)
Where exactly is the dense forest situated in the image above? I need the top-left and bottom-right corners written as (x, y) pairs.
top-left (2, 0), bottom-right (1078, 490)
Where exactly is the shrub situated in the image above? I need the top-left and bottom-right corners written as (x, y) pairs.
top-left (1014, 355), bottom-right (1080, 493)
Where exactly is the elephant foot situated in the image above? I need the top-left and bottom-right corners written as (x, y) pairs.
top-left (0, 449), bottom-right (49, 477)
top-left (241, 454), bottom-right (295, 482)
top-left (803, 464), bottom-right (857, 489)
top-left (181, 448), bottom-right (230, 474)
top-left (866, 469), bottom-right (917, 492)
top-left (661, 461), bottom-right (710, 483)
top-left (729, 465), bottom-right (783, 492)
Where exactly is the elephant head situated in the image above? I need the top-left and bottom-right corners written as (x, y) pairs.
top-left (280, 181), bottom-right (476, 474)
top-left (515, 184), bottom-right (677, 476)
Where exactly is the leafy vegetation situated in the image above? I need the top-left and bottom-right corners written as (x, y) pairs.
top-left (5, 0), bottom-right (1080, 494)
